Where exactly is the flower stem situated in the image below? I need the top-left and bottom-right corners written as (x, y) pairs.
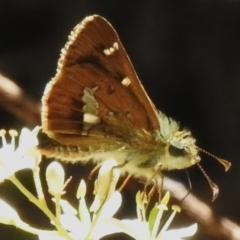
top-left (9, 174), bottom-right (72, 240)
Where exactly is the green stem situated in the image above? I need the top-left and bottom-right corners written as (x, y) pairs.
top-left (17, 220), bottom-right (58, 235)
top-left (55, 194), bottom-right (61, 220)
top-left (32, 166), bottom-right (45, 200)
top-left (9, 175), bottom-right (72, 240)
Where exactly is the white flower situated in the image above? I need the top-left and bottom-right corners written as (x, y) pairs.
top-left (91, 191), bottom-right (197, 240)
top-left (46, 161), bottom-right (65, 196)
top-left (118, 219), bottom-right (197, 240)
top-left (53, 192), bottom-right (122, 240)
top-left (113, 191), bottom-right (198, 240)
top-left (38, 160), bottom-right (197, 240)
top-left (90, 159), bottom-right (120, 213)
top-left (0, 199), bottom-right (21, 225)
top-left (159, 223), bottom-right (198, 240)
top-left (39, 159), bottom-right (122, 240)
top-left (0, 127), bottom-right (41, 181)
top-left (0, 147), bottom-right (197, 240)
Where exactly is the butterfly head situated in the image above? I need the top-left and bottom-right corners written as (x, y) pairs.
top-left (157, 112), bottom-right (200, 170)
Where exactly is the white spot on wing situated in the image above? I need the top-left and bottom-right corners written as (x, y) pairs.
top-left (103, 49), bottom-right (111, 55)
top-left (83, 113), bottom-right (100, 124)
top-left (113, 42), bottom-right (119, 50)
top-left (81, 87), bottom-right (101, 134)
top-left (121, 77), bottom-right (131, 87)
top-left (108, 111), bottom-right (114, 116)
top-left (103, 42), bottom-right (119, 55)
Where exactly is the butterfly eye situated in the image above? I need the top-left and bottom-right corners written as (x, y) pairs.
top-left (169, 144), bottom-right (185, 157)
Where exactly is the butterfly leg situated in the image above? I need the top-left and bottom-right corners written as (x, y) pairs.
top-left (110, 159), bottom-right (131, 191)
top-left (118, 174), bottom-right (132, 191)
top-left (88, 162), bottom-right (103, 179)
top-left (143, 163), bottom-right (163, 204)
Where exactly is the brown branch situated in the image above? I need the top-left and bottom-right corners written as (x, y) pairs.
top-left (162, 177), bottom-right (240, 239)
top-left (0, 73), bottom-right (41, 125)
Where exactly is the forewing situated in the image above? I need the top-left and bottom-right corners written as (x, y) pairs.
top-left (42, 15), bottom-right (159, 146)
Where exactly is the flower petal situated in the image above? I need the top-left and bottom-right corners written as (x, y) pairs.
top-left (159, 223), bottom-right (198, 239)
top-left (91, 159), bottom-right (120, 213)
top-left (59, 213), bottom-right (84, 232)
top-left (59, 200), bottom-right (77, 215)
top-left (121, 219), bottom-right (150, 239)
top-left (91, 218), bottom-right (149, 240)
top-left (16, 127), bottom-right (40, 156)
top-left (0, 199), bottom-right (20, 225)
top-left (100, 191), bottom-right (122, 218)
top-left (46, 162), bottom-right (65, 196)
top-left (38, 232), bottom-right (67, 240)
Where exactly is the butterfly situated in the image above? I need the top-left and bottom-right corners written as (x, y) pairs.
top-left (38, 15), bottom-right (230, 199)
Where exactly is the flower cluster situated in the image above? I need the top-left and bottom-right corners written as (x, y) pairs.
top-left (0, 128), bottom-right (197, 240)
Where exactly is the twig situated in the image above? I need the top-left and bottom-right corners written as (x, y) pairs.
top-left (162, 177), bottom-right (240, 239)
top-left (0, 73), bottom-right (40, 125)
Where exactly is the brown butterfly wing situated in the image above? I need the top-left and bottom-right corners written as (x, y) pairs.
top-left (42, 15), bottom-right (159, 146)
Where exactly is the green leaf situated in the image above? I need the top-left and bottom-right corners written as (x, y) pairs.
top-left (148, 203), bottom-right (159, 233)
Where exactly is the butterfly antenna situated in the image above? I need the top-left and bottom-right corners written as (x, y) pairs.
top-left (197, 147), bottom-right (231, 172)
top-left (197, 163), bottom-right (219, 201)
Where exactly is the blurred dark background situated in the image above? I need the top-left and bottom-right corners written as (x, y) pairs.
top-left (0, 0), bottom-right (239, 239)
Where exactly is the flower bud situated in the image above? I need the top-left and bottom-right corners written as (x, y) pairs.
top-left (46, 161), bottom-right (65, 196)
